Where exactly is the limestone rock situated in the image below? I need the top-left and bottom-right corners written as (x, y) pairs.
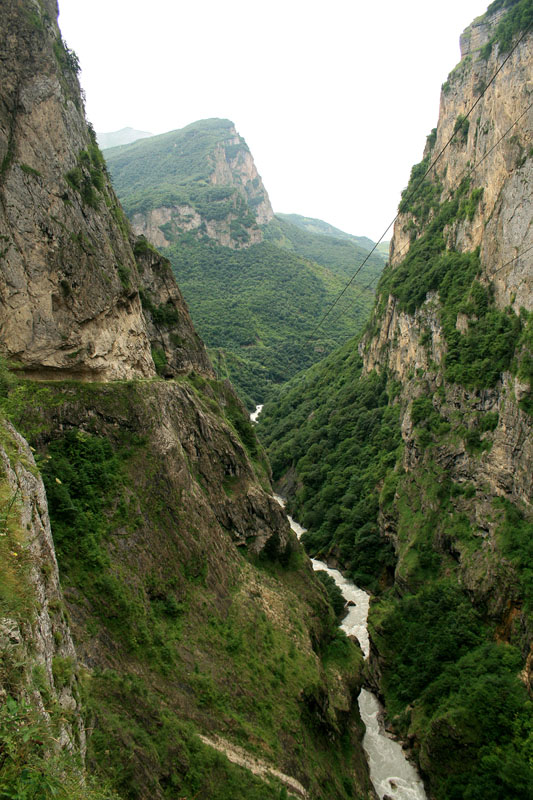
top-left (0, 0), bottom-right (214, 382)
top-left (0, 417), bottom-right (84, 755)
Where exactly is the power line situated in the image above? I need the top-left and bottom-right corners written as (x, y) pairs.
top-left (308, 242), bottom-right (533, 350)
top-left (307, 22), bottom-right (533, 342)
top-left (310, 94), bottom-right (533, 340)
top-left (491, 242), bottom-right (533, 277)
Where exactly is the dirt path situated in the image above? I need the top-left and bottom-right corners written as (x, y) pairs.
top-left (197, 733), bottom-right (309, 798)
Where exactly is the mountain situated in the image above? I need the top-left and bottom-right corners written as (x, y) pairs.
top-left (264, 215), bottom-right (385, 281)
top-left (277, 213), bottom-right (376, 250)
top-left (0, 2), bottom-right (374, 798)
top-left (258, 2), bottom-right (533, 797)
top-left (98, 127), bottom-right (153, 149)
top-left (374, 241), bottom-right (390, 257)
top-left (105, 118), bottom-right (274, 248)
top-left (104, 121), bottom-right (385, 406)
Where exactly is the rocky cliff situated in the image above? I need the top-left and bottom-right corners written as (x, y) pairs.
top-left (0, 0), bottom-right (212, 382)
top-left (0, 415), bottom-right (84, 753)
top-left (0, 2), bottom-right (373, 798)
top-left (362, 0), bottom-right (532, 591)
top-left (105, 119), bottom-right (274, 250)
top-left (258, 3), bottom-right (533, 797)
top-left (364, 6), bottom-right (533, 792)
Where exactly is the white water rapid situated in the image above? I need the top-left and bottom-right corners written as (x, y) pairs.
top-left (273, 494), bottom-right (426, 800)
top-left (250, 404), bottom-right (263, 423)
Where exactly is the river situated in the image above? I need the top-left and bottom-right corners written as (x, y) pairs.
top-left (250, 404), bottom-right (263, 423)
top-left (252, 403), bottom-right (426, 798)
top-left (273, 497), bottom-right (426, 800)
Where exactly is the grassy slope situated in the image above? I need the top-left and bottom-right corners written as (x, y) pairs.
top-left (258, 331), bottom-right (533, 799)
top-left (264, 215), bottom-right (384, 281)
top-left (277, 213), bottom-right (375, 249)
top-left (0, 372), bottom-right (371, 800)
top-left (104, 118), bottom-right (241, 217)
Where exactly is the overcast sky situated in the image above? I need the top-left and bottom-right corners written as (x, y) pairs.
top-left (57, 0), bottom-right (489, 241)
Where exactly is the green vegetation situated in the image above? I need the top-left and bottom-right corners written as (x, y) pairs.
top-left (372, 584), bottom-right (533, 799)
top-left (315, 571), bottom-right (346, 621)
top-left (85, 672), bottom-right (295, 800)
top-left (514, 308), bottom-right (533, 413)
top-left (0, 696), bottom-right (117, 800)
top-left (65, 145), bottom-right (108, 210)
top-left (264, 215), bottom-right (385, 282)
top-left (166, 237), bottom-right (374, 407)
top-left (258, 343), bottom-right (400, 590)
top-left (139, 288), bottom-right (179, 327)
top-left (103, 119), bottom-right (384, 406)
top-left (0, 377), bottom-right (368, 800)
top-left (481, 0), bottom-right (533, 58)
top-left (277, 213), bottom-right (376, 250)
top-left (494, 498), bottom-right (533, 616)
top-left (52, 36), bottom-right (80, 75)
top-left (377, 170), bottom-right (522, 389)
top-left (20, 163), bottom-right (42, 178)
top-left (260, 338), bottom-right (533, 797)
top-left (0, 411), bottom-right (117, 800)
top-left (0, 421), bottom-right (37, 699)
top-left (453, 114), bottom-right (470, 144)
top-left (104, 119), bottom-right (243, 218)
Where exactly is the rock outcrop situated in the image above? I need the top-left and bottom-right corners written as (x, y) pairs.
top-left (0, 2), bottom-right (374, 797)
top-left (0, 416), bottom-right (84, 753)
top-left (363, 4), bottom-right (533, 514)
top-left (106, 118), bottom-right (274, 249)
top-left (256, 6), bottom-right (533, 797)
top-left (0, 0), bottom-right (213, 382)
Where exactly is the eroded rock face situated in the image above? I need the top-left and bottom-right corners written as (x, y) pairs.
top-left (0, 0), bottom-right (216, 382)
top-left (360, 10), bottom-right (533, 640)
top-left (209, 134), bottom-right (274, 226)
top-left (0, 417), bottom-right (84, 754)
top-left (128, 124), bottom-right (274, 250)
top-left (389, 11), bottom-right (532, 308)
top-left (0, 0), bottom-right (153, 379)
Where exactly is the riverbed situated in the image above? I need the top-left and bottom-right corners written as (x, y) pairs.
top-left (273, 494), bottom-right (426, 800)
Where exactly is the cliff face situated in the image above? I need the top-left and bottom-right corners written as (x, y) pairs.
top-left (0, 0), bottom-right (149, 379)
top-left (258, 5), bottom-right (533, 797)
top-left (0, 413), bottom-right (88, 790)
top-left (106, 119), bottom-right (274, 250)
top-left (362, 3), bottom-right (533, 557)
top-left (0, 2), bottom-right (373, 798)
top-left (0, 0), bottom-right (212, 382)
top-left (360, 4), bottom-right (533, 793)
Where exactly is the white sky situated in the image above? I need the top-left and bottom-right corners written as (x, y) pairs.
top-left (57, 0), bottom-right (489, 241)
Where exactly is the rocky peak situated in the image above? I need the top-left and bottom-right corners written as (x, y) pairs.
top-left (105, 118), bottom-right (274, 250)
top-left (459, 7), bottom-right (505, 57)
top-left (209, 127), bottom-right (274, 226)
top-left (0, 0), bottom-right (213, 381)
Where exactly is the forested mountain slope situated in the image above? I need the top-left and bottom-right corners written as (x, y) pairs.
top-left (0, 2), bottom-right (374, 798)
top-left (276, 213), bottom-right (378, 251)
top-left (104, 121), bottom-right (385, 407)
top-left (264, 215), bottom-right (384, 282)
top-left (104, 118), bottom-right (274, 248)
top-left (259, 2), bottom-right (533, 797)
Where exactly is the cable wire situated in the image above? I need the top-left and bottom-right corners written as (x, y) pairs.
top-left (310, 96), bottom-right (533, 340)
top-left (307, 22), bottom-right (533, 342)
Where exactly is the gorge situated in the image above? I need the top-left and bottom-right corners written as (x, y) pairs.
top-left (0, 0), bottom-right (532, 798)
